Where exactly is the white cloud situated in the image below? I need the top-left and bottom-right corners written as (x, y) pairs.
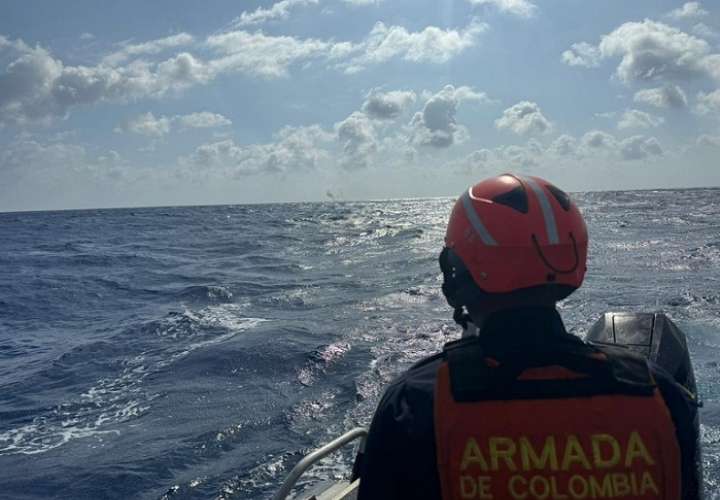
top-left (561, 42), bottom-right (601, 68)
top-left (206, 21), bottom-right (483, 78)
top-left (599, 20), bottom-right (716, 84)
top-left (496, 143), bottom-right (539, 167)
top-left (578, 130), bottom-right (663, 160)
top-left (409, 85), bottom-right (488, 148)
top-left (175, 111), bottom-right (232, 129)
top-left (452, 86), bottom-right (493, 103)
top-left (183, 139), bottom-right (241, 170)
top-left (154, 52), bottom-right (212, 87)
top-left (0, 28), bottom-right (336, 125)
top-left (118, 111), bottom-right (232, 137)
top-left (461, 130), bottom-right (668, 172)
top-left (456, 138), bottom-right (578, 172)
top-left (0, 139), bottom-right (127, 184)
top-left (526, 139), bottom-right (543, 156)
top-left (696, 89), bottom-right (720, 114)
top-left (667, 2), bottom-right (708, 21)
top-left (1, 19), bottom-right (490, 127)
top-left (342, 0), bottom-right (383, 5)
top-left (581, 130), bottom-right (617, 150)
top-left (122, 112), bottom-right (172, 137)
top-left (564, 21), bottom-right (720, 84)
top-left (335, 112), bottom-right (377, 168)
top-left (467, 149), bottom-right (492, 166)
top-left (0, 139), bottom-right (86, 176)
top-left (103, 33), bottom-right (196, 65)
top-left (206, 30), bottom-right (333, 78)
top-left (0, 44), bottom-right (64, 125)
top-left (80, 33), bottom-right (95, 41)
top-left (692, 23), bottom-right (718, 39)
top-left (339, 19), bottom-right (487, 73)
top-left (231, 0), bottom-right (319, 27)
top-left (704, 55), bottom-right (720, 81)
top-left (184, 125), bottom-right (332, 175)
top-left (0, 39), bottom-right (218, 126)
top-left (619, 135), bottom-right (663, 160)
top-left (697, 134), bottom-right (720, 147)
top-left (617, 109), bottom-right (664, 130)
top-left (96, 150), bottom-right (123, 167)
top-left (362, 89), bottom-right (416, 120)
top-left (466, 0), bottom-right (537, 18)
top-left (548, 134), bottom-right (578, 157)
top-left (594, 111), bottom-right (617, 119)
top-left (495, 101), bottom-right (551, 136)
top-left (450, 148), bottom-right (495, 174)
top-left (633, 85), bottom-right (688, 108)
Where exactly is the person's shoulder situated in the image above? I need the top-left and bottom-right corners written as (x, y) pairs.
top-left (373, 351), bottom-right (445, 412)
top-left (408, 350), bottom-right (445, 374)
top-left (385, 351), bottom-right (444, 390)
top-left (370, 350), bottom-right (443, 439)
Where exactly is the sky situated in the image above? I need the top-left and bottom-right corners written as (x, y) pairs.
top-left (1, 0), bottom-right (719, 211)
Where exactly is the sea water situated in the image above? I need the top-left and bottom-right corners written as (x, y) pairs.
top-left (0, 189), bottom-right (718, 499)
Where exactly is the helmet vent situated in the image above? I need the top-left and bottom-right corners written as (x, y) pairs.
top-left (546, 184), bottom-right (571, 211)
top-left (492, 186), bottom-right (528, 214)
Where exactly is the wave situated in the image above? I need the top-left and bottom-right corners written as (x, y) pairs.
top-left (175, 285), bottom-right (234, 303)
top-left (0, 305), bottom-right (267, 456)
top-left (359, 285), bottom-right (442, 312)
top-left (2, 191), bottom-right (720, 498)
top-left (256, 287), bottom-right (319, 310)
top-left (297, 342), bottom-right (351, 386)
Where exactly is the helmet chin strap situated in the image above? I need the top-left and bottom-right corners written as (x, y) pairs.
top-left (531, 232), bottom-right (580, 274)
top-left (461, 317), bottom-right (481, 338)
top-left (455, 305), bottom-right (486, 337)
top-left (453, 306), bottom-right (473, 331)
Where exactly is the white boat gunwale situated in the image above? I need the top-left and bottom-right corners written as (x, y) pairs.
top-left (273, 427), bottom-right (368, 500)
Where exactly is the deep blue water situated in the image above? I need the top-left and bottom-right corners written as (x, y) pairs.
top-left (0, 189), bottom-right (719, 499)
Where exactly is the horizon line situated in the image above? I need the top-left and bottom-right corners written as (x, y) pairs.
top-left (1, 184), bottom-right (718, 215)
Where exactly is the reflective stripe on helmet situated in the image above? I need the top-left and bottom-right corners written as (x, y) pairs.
top-left (444, 174), bottom-right (588, 294)
top-left (522, 177), bottom-right (559, 245)
top-left (461, 189), bottom-right (497, 246)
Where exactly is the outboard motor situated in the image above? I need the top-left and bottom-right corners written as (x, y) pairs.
top-left (588, 312), bottom-right (703, 493)
top-left (587, 312), bottom-right (697, 394)
top-left (587, 312), bottom-right (697, 396)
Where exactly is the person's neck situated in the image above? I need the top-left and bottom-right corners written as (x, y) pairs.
top-left (464, 305), bottom-right (568, 350)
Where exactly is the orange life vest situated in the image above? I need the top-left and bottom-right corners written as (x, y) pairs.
top-left (434, 339), bottom-right (681, 500)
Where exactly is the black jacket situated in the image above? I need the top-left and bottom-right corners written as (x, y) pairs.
top-left (357, 307), bottom-right (702, 500)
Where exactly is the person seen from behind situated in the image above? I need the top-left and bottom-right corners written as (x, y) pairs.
top-left (356, 174), bottom-right (702, 499)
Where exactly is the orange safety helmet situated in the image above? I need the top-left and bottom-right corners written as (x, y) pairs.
top-left (440, 174), bottom-right (588, 321)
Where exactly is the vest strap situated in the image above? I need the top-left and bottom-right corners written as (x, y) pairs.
top-left (442, 337), bottom-right (655, 402)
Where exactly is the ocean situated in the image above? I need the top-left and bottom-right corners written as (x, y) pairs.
top-left (0, 188), bottom-right (719, 499)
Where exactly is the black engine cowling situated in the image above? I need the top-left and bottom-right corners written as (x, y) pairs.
top-left (587, 311), bottom-right (697, 398)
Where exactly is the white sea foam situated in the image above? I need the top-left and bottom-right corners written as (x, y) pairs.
top-left (0, 305), bottom-right (267, 456)
top-left (702, 424), bottom-right (720, 446)
top-left (297, 342), bottom-right (351, 387)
